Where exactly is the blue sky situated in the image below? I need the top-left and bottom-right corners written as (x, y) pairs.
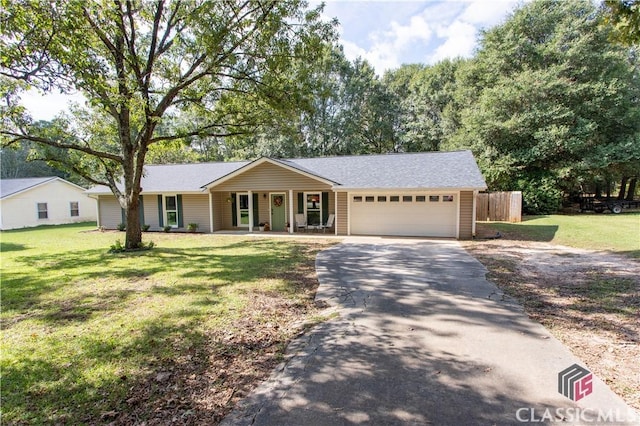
top-left (318, 0), bottom-right (524, 73)
top-left (22, 0), bottom-right (523, 120)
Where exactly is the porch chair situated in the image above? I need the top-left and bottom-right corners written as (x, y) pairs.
top-left (321, 213), bottom-right (335, 233)
top-left (295, 213), bottom-right (307, 232)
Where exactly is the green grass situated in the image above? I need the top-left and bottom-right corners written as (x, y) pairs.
top-left (479, 213), bottom-right (640, 257)
top-left (1, 222), bottom-right (331, 424)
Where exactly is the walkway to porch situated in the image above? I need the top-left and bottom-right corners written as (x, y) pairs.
top-left (212, 230), bottom-right (345, 239)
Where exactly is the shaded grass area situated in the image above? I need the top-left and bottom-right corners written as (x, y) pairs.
top-left (477, 213), bottom-right (640, 257)
top-left (1, 223), bottom-right (335, 424)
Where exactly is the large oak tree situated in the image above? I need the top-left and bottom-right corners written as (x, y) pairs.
top-left (0, 0), bottom-right (335, 249)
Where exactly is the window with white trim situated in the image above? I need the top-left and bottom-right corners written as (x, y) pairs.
top-left (70, 201), bottom-right (79, 217)
top-left (165, 195), bottom-right (179, 227)
top-left (37, 203), bottom-right (48, 219)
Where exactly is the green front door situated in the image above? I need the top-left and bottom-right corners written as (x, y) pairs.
top-left (271, 194), bottom-right (286, 231)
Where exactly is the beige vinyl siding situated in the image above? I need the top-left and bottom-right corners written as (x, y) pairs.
top-left (99, 196), bottom-right (122, 229)
top-left (212, 192), bottom-right (224, 231)
top-left (220, 192), bottom-right (234, 229)
top-left (336, 192), bottom-right (348, 235)
top-left (257, 192), bottom-right (270, 225)
top-left (181, 194), bottom-right (210, 233)
top-left (214, 162), bottom-right (332, 191)
top-left (141, 195), bottom-right (160, 230)
top-left (459, 190), bottom-right (474, 240)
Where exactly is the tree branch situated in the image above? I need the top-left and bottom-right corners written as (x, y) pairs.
top-left (2, 132), bottom-right (123, 162)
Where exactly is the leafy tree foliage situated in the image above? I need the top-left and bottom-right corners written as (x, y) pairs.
top-left (385, 59), bottom-right (464, 153)
top-left (447, 0), bottom-right (640, 213)
top-left (1, 0), bottom-right (335, 249)
top-left (602, 0), bottom-right (640, 45)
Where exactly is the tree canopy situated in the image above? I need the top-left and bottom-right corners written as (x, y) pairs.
top-left (2, 0), bottom-right (638, 221)
top-left (1, 0), bottom-right (336, 248)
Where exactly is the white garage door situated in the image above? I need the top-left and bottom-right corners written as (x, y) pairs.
top-left (350, 193), bottom-right (458, 237)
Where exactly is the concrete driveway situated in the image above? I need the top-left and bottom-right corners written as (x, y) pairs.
top-left (223, 239), bottom-right (638, 425)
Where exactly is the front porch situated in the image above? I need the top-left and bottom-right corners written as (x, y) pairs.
top-left (209, 189), bottom-right (339, 235)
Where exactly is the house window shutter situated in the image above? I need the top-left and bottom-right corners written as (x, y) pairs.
top-left (297, 192), bottom-right (304, 214)
top-left (322, 192), bottom-right (329, 223)
top-left (177, 195), bottom-right (184, 228)
top-left (121, 208), bottom-right (125, 224)
top-left (139, 196), bottom-right (145, 225)
top-left (157, 195), bottom-right (164, 227)
top-left (253, 193), bottom-right (259, 226)
top-left (231, 193), bottom-right (237, 226)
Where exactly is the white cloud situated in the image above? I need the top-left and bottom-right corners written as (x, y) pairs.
top-left (459, 0), bottom-right (519, 26)
top-left (385, 15), bottom-right (433, 49)
top-left (427, 0), bottom-right (523, 64)
top-left (326, 1), bottom-right (523, 74)
top-left (20, 90), bottom-right (86, 121)
top-left (428, 20), bottom-right (477, 63)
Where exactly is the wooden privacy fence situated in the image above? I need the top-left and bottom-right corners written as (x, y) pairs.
top-left (476, 191), bottom-right (522, 222)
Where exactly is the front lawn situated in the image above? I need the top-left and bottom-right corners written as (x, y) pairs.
top-left (477, 213), bottom-right (640, 257)
top-left (1, 223), bottom-right (334, 424)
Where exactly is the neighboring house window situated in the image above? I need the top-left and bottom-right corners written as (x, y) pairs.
top-left (70, 202), bottom-right (80, 217)
top-left (416, 196), bottom-right (426, 202)
top-left (37, 203), bottom-right (48, 219)
top-left (429, 196), bottom-right (440, 202)
top-left (165, 195), bottom-right (179, 227)
top-left (353, 196), bottom-right (362, 202)
top-left (378, 196), bottom-right (387, 202)
top-left (365, 196), bottom-right (374, 202)
top-left (390, 196), bottom-right (400, 202)
top-left (403, 195), bottom-right (413, 202)
top-left (305, 193), bottom-right (321, 226)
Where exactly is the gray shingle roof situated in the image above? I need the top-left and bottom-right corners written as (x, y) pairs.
top-left (289, 151), bottom-right (486, 189)
top-left (1, 177), bottom-right (57, 199)
top-left (87, 151), bottom-right (486, 194)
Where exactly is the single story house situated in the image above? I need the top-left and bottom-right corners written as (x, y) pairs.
top-left (0, 177), bottom-right (97, 230)
top-left (87, 150), bottom-right (487, 239)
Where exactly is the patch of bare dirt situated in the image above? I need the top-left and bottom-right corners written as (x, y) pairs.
top-left (462, 231), bottom-right (640, 411)
top-left (106, 242), bottom-right (333, 425)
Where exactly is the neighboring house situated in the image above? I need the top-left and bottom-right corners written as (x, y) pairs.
top-left (87, 150), bottom-right (487, 239)
top-left (0, 177), bottom-right (97, 230)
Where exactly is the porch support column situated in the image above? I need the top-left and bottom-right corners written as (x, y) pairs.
top-left (248, 190), bottom-right (253, 232)
top-left (472, 190), bottom-right (478, 237)
top-left (289, 189), bottom-right (294, 234)
top-left (347, 191), bottom-right (351, 236)
top-left (208, 191), bottom-right (214, 233)
top-left (334, 191), bottom-right (338, 235)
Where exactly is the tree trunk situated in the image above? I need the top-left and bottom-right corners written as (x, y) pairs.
top-left (594, 182), bottom-right (602, 198)
top-left (626, 178), bottom-right (637, 201)
top-left (618, 176), bottom-right (628, 200)
top-left (125, 194), bottom-right (142, 249)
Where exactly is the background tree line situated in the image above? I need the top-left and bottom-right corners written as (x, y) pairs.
top-left (2, 0), bottom-right (639, 227)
